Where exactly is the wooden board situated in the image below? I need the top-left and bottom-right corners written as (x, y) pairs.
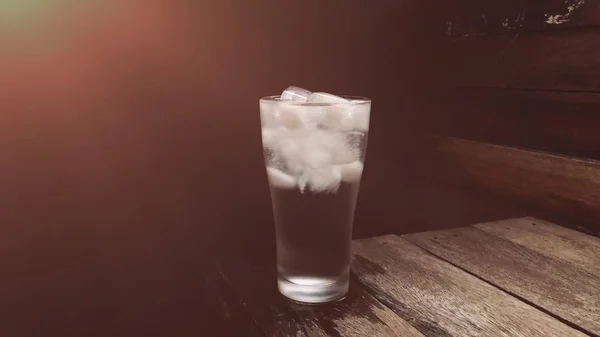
top-left (443, 0), bottom-right (600, 36)
top-left (433, 136), bottom-right (600, 234)
top-left (217, 259), bottom-right (425, 337)
top-left (427, 88), bottom-right (600, 160)
top-left (403, 227), bottom-right (600, 335)
top-left (351, 235), bottom-right (586, 337)
top-left (441, 28), bottom-right (600, 91)
top-left (474, 217), bottom-right (600, 278)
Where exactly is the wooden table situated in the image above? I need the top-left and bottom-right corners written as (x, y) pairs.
top-left (203, 217), bottom-right (600, 336)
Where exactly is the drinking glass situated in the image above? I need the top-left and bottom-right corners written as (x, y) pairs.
top-left (259, 95), bottom-right (370, 303)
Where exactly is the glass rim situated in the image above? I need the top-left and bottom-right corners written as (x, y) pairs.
top-left (260, 95), bottom-right (371, 105)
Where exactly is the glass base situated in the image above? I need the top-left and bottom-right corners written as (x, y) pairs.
top-left (277, 274), bottom-right (349, 304)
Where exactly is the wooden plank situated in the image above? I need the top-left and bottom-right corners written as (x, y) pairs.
top-left (433, 136), bottom-right (600, 235)
top-left (443, 0), bottom-right (600, 36)
top-left (428, 88), bottom-right (600, 160)
top-left (351, 235), bottom-right (586, 337)
top-left (474, 217), bottom-right (600, 278)
top-left (441, 28), bottom-right (600, 91)
top-left (404, 227), bottom-right (600, 335)
top-left (217, 259), bottom-right (424, 337)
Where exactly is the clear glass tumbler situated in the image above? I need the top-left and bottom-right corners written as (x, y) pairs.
top-left (259, 95), bottom-right (370, 304)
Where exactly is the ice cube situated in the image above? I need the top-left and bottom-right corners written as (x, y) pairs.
top-left (320, 104), bottom-right (355, 130)
top-left (338, 161), bottom-right (363, 183)
top-left (262, 128), bottom-right (291, 169)
top-left (278, 129), bottom-right (331, 173)
top-left (276, 103), bottom-right (323, 130)
top-left (343, 131), bottom-right (365, 161)
top-left (281, 86), bottom-right (311, 102)
top-left (316, 131), bottom-right (359, 164)
top-left (276, 104), bottom-right (307, 129)
top-left (260, 101), bottom-right (278, 128)
top-left (308, 93), bottom-right (370, 131)
top-left (261, 128), bottom-right (279, 149)
top-left (278, 131), bottom-right (307, 174)
top-left (264, 147), bottom-right (285, 170)
top-left (308, 92), bottom-right (353, 130)
top-left (321, 101), bottom-right (371, 131)
top-left (303, 149), bottom-right (333, 169)
top-left (349, 101), bottom-right (370, 131)
top-left (307, 92), bottom-right (348, 103)
top-left (298, 166), bottom-right (342, 194)
top-left (266, 167), bottom-right (297, 189)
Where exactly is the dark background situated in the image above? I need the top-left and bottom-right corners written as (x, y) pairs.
top-left (0, 0), bottom-right (443, 267)
top-left (1, 0), bottom-right (599, 335)
top-left (1, 2), bottom-right (445, 334)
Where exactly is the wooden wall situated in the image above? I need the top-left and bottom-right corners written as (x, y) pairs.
top-left (421, 0), bottom-right (600, 236)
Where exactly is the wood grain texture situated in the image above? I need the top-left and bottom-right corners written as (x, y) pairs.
top-left (217, 259), bottom-right (424, 337)
top-left (474, 217), bottom-right (600, 278)
top-left (434, 136), bottom-right (600, 234)
top-left (352, 235), bottom-right (586, 337)
top-left (403, 227), bottom-right (600, 335)
top-left (444, 0), bottom-right (600, 36)
top-left (428, 88), bottom-right (600, 160)
top-left (441, 28), bottom-right (600, 91)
